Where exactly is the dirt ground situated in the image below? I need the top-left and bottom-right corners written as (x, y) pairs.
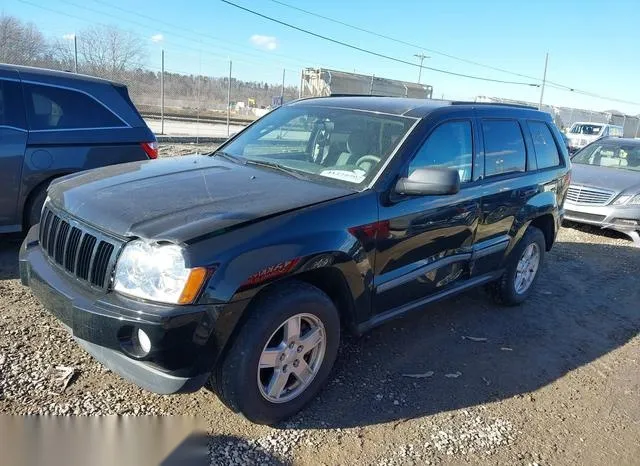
top-left (1, 204), bottom-right (639, 463)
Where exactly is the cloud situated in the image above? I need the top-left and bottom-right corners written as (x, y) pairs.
top-left (151, 34), bottom-right (164, 43)
top-left (250, 34), bottom-right (277, 51)
top-left (62, 33), bottom-right (75, 40)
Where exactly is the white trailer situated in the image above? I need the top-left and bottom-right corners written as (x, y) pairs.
top-left (300, 68), bottom-right (433, 99)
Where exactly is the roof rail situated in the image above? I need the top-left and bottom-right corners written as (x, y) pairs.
top-left (328, 93), bottom-right (398, 98)
top-left (452, 101), bottom-right (538, 110)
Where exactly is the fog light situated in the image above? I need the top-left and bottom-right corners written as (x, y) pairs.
top-left (137, 328), bottom-right (152, 354)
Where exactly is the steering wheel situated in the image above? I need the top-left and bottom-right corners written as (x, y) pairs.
top-left (354, 155), bottom-right (382, 170)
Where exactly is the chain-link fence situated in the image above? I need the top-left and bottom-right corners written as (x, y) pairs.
top-left (477, 96), bottom-right (640, 138)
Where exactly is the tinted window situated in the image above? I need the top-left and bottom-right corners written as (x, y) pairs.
top-left (0, 80), bottom-right (26, 129)
top-left (409, 121), bottom-right (473, 182)
top-left (482, 120), bottom-right (526, 177)
top-left (24, 83), bottom-right (125, 130)
top-left (528, 121), bottom-right (560, 169)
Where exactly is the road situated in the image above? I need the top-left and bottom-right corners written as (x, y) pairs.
top-left (145, 117), bottom-right (246, 138)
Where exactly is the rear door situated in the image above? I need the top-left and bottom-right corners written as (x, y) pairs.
top-left (0, 71), bottom-right (28, 231)
top-left (472, 115), bottom-right (540, 275)
top-left (373, 115), bottom-right (483, 316)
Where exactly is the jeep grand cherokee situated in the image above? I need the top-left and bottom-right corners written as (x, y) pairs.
top-left (20, 97), bottom-right (570, 424)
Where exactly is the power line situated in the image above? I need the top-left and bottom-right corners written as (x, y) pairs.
top-left (268, 0), bottom-right (542, 82)
top-left (17, 0), bottom-right (302, 75)
top-left (268, 0), bottom-right (640, 108)
top-left (220, 0), bottom-right (540, 87)
top-left (88, 0), bottom-right (337, 72)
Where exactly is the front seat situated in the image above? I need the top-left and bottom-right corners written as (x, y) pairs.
top-left (335, 130), bottom-right (372, 166)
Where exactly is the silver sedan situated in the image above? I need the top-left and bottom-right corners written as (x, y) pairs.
top-left (564, 137), bottom-right (640, 246)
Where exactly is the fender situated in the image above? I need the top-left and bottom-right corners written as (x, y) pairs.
top-left (187, 190), bottom-right (379, 352)
top-left (508, 189), bottom-right (559, 257)
top-left (200, 231), bottom-right (372, 311)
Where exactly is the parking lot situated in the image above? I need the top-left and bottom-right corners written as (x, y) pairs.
top-left (1, 203), bottom-right (638, 465)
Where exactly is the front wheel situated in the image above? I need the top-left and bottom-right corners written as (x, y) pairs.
top-left (212, 281), bottom-right (340, 424)
top-left (486, 226), bottom-right (546, 306)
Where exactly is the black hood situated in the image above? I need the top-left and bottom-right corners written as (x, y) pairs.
top-left (47, 155), bottom-right (355, 242)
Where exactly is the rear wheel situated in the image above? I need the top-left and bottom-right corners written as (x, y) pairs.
top-left (486, 226), bottom-right (546, 306)
top-left (212, 281), bottom-right (340, 424)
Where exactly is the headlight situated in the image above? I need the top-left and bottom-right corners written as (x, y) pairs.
top-left (613, 195), bottom-right (633, 205)
top-left (629, 194), bottom-right (640, 205)
top-left (613, 194), bottom-right (640, 206)
top-left (113, 240), bottom-right (208, 304)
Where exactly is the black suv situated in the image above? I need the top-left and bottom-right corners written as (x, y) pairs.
top-left (20, 97), bottom-right (570, 424)
top-left (0, 64), bottom-right (157, 233)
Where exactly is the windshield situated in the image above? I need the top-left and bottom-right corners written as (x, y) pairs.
top-left (572, 141), bottom-right (640, 171)
top-left (217, 105), bottom-right (417, 188)
top-left (569, 124), bottom-right (603, 136)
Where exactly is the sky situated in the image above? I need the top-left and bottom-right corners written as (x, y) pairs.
top-left (4, 0), bottom-right (640, 114)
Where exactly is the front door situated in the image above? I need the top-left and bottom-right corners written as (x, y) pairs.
top-left (0, 72), bottom-right (28, 231)
top-left (373, 117), bottom-right (483, 316)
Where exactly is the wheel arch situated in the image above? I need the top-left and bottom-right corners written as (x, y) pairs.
top-left (510, 191), bottom-right (559, 252)
top-left (21, 172), bottom-right (73, 230)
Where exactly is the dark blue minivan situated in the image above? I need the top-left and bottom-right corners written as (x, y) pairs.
top-left (0, 64), bottom-right (157, 232)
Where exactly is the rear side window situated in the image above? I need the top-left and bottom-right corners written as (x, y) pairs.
top-left (24, 83), bottom-right (125, 130)
top-left (482, 120), bottom-right (526, 177)
top-left (528, 121), bottom-right (561, 169)
top-left (0, 79), bottom-right (27, 129)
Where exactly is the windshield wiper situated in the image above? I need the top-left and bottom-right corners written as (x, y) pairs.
top-left (244, 160), bottom-right (309, 180)
top-left (213, 151), bottom-right (246, 165)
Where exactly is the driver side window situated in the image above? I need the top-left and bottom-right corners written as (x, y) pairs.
top-left (408, 120), bottom-right (473, 182)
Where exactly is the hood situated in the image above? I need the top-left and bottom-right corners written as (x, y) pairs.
top-left (47, 155), bottom-right (355, 242)
top-left (566, 133), bottom-right (599, 146)
top-left (570, 163), bottom-right (640, 194)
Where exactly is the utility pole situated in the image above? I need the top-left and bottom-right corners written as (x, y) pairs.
top-left (281, 68), bottom-right (285, 103)
top-left (539, 52), bottom-right (549, 110)
top-left (227, 60), bottom-right (232, 137)
top-left (414, 53), bottom-right (430, 84)
top-left (73, 35), bottom-right (78, 73)
top-left (160, 49), bottom-right (165, 135)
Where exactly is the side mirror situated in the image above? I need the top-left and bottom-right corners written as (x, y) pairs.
top-left (395, 167), bottom-right (460, 196)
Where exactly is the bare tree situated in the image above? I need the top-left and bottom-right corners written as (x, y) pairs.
top-left (77, 25), bottom-right (145, 77)
top-left (48, 38), bottom-right (76, 71)
top-left (0, 14), bottom-right (48, 65)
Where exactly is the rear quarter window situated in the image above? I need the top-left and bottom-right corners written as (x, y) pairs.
top-left (528, 121), bottom-right (561, 169)
top-left (24, 83), bottom-right (126, 130)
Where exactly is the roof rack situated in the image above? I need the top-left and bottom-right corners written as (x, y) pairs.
top-left (451, 101), bottom-right (538, 110)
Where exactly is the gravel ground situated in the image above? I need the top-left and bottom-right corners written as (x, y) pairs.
top-left (159, 143), bottom-right (220, 157)
top-left (1, 152), bottom-right (639, 465)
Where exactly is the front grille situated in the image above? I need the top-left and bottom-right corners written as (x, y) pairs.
top-left (39, 206), bottom-right (123, 289)
top-left (566, 185), bottom-right (615, 205)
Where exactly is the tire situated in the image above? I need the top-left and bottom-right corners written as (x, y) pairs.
top-left (212, 281), bottom-right (340, 425)
top-left (25, 184), bottom-right (50, 230)
top-left (486, 226), bottom-right (546, 306)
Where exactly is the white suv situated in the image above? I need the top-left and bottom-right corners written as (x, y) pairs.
top-left (566, 122), bottom-right (623, 153)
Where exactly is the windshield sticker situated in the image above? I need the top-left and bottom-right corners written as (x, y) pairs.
top-left (319, 169), bottom-right (367, 183)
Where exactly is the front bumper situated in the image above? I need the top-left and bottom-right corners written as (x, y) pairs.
top-left (19, 226), bottom-right (220, 394)
top-left (564, 201), bottom-right (640, 233)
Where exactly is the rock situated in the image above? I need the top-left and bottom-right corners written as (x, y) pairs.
top-left (402, 371), bottom-right (434, 379)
